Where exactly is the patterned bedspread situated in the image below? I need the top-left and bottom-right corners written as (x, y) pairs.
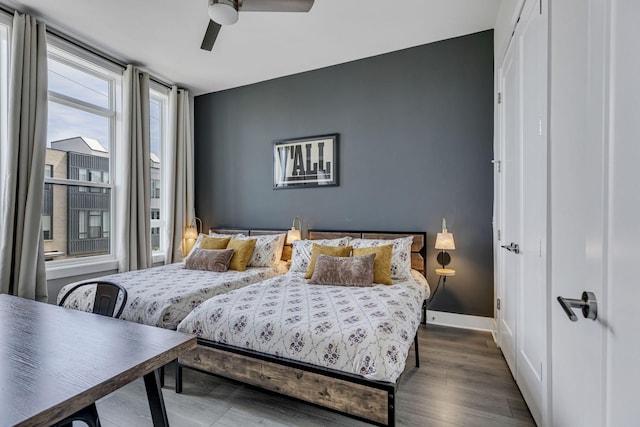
top-left (177, 270), bottom-right (430, 383)
top-left (57, 262), bottom-right (287, 329)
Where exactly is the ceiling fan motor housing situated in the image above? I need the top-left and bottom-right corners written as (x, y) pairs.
top-left (208, 0), bottom-right (239, 25)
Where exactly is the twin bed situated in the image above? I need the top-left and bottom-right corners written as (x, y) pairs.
top-left (59, 229), bottom-right (429, 426)
top-left (57, 229), bottom-right (288, 329)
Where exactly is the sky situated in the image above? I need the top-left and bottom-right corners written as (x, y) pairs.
top-left (47, 57), bottom-right (162, 157)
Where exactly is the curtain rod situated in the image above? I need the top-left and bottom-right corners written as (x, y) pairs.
top-left (0, 3), bottom-right (173, 90)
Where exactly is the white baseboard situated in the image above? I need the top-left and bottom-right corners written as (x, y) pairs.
top-left (425, 310), bottom-right (495, 333)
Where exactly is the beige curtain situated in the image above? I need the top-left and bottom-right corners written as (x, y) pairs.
top-left (0, 13), bottom-right (48, 301)
top-left (117, 65), bottom-right (152, 272)
top-left (164, 87), bottom-right (194, 263)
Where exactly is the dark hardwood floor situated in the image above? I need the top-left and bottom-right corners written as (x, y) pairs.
top-left (95, 324), bottom-right (535, 426)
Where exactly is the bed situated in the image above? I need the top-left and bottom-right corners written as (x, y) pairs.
top-left (57, 229), bottom-right (288, 330)
top-left (175, 230), bottom-right (428, 426)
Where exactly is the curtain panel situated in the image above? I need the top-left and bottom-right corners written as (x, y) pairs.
top-left (0, 12), bottom-right (48, 301)
top-left (117, 65), bottom-right (152, 272)
top-left (164, 87), bottom-right (194, 263)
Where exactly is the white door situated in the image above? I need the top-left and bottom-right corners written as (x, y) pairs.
top-left (515, 1), bottom-right (547, 422)
top-left (550, 0), bottom-right (640, 425)
top-left (497, 2), bottom-right (547, 424)
top-left (497, 36), bottom-right (520, 377)
top-left (605, 1), bottom-right (640, 423)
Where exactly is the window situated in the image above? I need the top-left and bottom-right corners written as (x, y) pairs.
top-left (150, 178), bottom-right (161, 199)
top-left (42, 215), bottom-right (52, 240)
top-left (150, 86), bottom-right (169, 255)
top-left (151, 227), bottom-right (160, 252)
top-left (44, 44), bottom-right (121, 261)
top-left (88, 210), bottom-right (102, 238)
top-left (78, 211), bottom-right (87, 240)
top-left (42, 165), bottom-right (53, 240)
top-left (102, 211), bottom-right (110, 238)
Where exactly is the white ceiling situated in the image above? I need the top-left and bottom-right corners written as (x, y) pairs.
top-left (4, 0), bottom-right (500, 96)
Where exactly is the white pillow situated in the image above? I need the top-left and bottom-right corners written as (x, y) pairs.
top-left (351, 236), bottom-right (414, 279)
top-left (235, 233), bottom-right (286, 267)
top-left (289, 237), bottom-right (352, 273)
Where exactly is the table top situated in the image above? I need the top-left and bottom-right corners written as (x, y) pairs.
top-left (0, 294), bottom-right (196, 427)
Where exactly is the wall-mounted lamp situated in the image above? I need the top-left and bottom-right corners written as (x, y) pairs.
top-left (286, 216), bottom-right (302, 244)
top-left (435, 217), bottom-right (455, 268)
top-left (183, 217), bottom-right (202, 254)
top-left (184, 217), bottom-right (202, 240)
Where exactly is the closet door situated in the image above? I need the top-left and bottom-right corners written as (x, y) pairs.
top-left (497, 38), bottom-right (520, 377)
top-left (496, 0), bottom-right (547, 424)
top-left (516, 0), bottom-right (547, 422)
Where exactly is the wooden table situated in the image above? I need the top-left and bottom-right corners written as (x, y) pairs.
top-left (0, 294), bottom-right (196, 427)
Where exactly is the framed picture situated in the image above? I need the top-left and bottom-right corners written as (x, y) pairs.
top-left (273, 134), bottom-right (339, 189)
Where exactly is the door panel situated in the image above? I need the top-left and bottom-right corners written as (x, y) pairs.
top-left (498, 42), bottom-right (519, 376)
top-left (497, 2), bottom-right (547, 424)
top-left (517, 1), bottom-right (547, 423)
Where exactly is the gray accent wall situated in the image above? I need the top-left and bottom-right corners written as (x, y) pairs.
top-left (194, 30), bottom-right (494, 317)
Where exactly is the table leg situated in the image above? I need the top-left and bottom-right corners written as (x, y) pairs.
top-left (143, 369), bottom-right (169, 427)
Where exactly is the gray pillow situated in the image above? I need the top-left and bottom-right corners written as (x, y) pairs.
top-left (308, 254), bottom-right (376, 287)
top-left (185, 248), bottom-right (234, 272)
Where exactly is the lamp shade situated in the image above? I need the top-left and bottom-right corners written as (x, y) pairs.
top-left (286, 216), bottom-right (302, 244)
top-left (184, 226), bottom-right (198, 241)
top-left (435, 232), bottom-right (455, 250)
top-left (286, 228), bottom-right (301, 244)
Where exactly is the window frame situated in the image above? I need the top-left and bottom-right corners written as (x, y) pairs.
top-left (44, 41), bottom-right (123, 274)
top-left (0, 14), bottom-right (10, 178)
top-left (150, 84), bottom-right (169, 259)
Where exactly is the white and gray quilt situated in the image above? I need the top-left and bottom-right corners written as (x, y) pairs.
top-left (177, 270), bottom-right (430, 383)
top-left (57, 262), bottom-right (287, 329)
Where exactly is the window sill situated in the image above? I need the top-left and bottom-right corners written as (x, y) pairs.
top-left (152, 253), bottom-right (165, 264)
top-left (46, 258), bottom-right (119, 280)
top-left (46, 253), bottom-right (165, 280)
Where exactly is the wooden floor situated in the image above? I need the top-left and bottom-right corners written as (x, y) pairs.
top-left (95, 324), bottom-right (535, 426)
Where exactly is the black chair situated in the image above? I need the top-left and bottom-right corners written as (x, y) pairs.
top-left (58, 280), bottom-right (128, 318)
top-left (54, 281), bottom-right (128, 427)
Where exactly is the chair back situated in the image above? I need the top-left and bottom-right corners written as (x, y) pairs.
top-left (58, 280), bottom-right (128, 318)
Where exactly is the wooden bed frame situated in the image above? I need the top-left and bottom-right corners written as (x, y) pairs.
top-left (176, 230), bottom-right (427, 426)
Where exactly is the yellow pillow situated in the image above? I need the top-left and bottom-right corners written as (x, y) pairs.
top-left (353, 245), bottom-right (393, 285)
top-left (227, 238), bottom-right (257, 271)
top-left (304, 244), bottom-right (353, 279)
top-left (199, 236), bottom-right (231, 250)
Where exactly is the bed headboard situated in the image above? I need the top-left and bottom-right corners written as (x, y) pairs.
top-left (308, 230), bottom-right (427, 276)
top-left (210, 228), bottom-right (427, 272)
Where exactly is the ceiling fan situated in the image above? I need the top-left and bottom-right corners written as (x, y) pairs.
top-left (201, 0), bottom-right (315, 51)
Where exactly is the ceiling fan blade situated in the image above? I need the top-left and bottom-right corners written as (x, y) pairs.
top-left (240, 0), bottom-right (314, 12)
top-left (201, 20), bottom-right (222, 51)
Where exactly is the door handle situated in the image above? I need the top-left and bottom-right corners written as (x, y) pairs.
top-left (557, 291), bottom-right (598, 322)
top-left (501, 242), bottom-right (520, 254)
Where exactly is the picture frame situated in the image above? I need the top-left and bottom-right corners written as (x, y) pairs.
top-left (273, 134), bottom-right (339, 189)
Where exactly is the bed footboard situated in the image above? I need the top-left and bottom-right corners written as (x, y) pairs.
top-left (177, 340), bottom-right (397, 426)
